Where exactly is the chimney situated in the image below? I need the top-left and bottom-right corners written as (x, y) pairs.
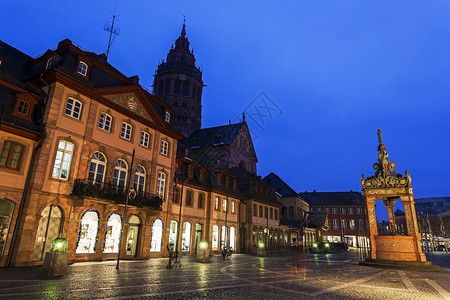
top-left (313, 190), bottom-right (316, 196)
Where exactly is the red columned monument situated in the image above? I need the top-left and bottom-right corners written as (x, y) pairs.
top-left (360, 129), bottom-right (438, 270)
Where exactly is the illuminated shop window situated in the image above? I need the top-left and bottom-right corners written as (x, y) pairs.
top-left (76, 211), bottom-right (99, 254)
top-left (103, 213), bottom-right (122, 253)
top-left (212, 225), bottom-right (219, 251)
top-left (221, 226), bottom-right (227, 249)
top-left (150, 218), bottom-right (163, 252)
top-left (168, 220), bottom-right (178, 252)
top-left (181, 222), bottom-right (191, 252)
top-left (230, 227), bottom-right (236, 250)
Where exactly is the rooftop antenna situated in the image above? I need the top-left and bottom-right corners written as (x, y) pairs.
top-left (104, 0), bottom-right (120, 58)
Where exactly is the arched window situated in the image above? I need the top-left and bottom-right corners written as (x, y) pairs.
top-left (212, 225), bottom-right (219, 251)
top-left (168, 220), bottom-right (178, 251)
top-left (88, 152), bottom-right (106, 183)
top-left (77, 61), bottom-right (88, 76)
top-left (103, 213), bottom-right (122, 253)
top-left (0, 199), bottom-right (15, 258)
top-left (32, 205), bottom-right (62, 261)
top-left (181, 222), bottom-right (191, 252)
top-left (98, 113), bottom-right (112, 132)
top-left (230, 227), bottom-right (236, 250)
top-left (134, 165), bottom-right (146, 192)
top-left (76, 210), bottom-right (99, 254)
top-left (150, 218), bottom-right (163, 252)
top-left (221, 226), bottom-right (227, 249)
top-left (174, 79), bottom-right (181, 94)
top-left (113, 159), bottom-right (128, 187)
top-left (164, 79), bottom-right (170, 94)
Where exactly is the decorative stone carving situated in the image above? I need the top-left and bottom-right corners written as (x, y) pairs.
top-left (375, 239), bottom-right (413, 251)
top-left (106, 94), bottom-right (151, 120)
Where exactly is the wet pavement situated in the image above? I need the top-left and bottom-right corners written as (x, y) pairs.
top-left (0, 250), bottom-right (449, 299)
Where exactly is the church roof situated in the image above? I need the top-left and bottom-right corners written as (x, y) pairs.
top-left (394, 209), bottom-right (405, 215)
top-left (299, 191), bottom-right (364, 206)
top-left (181, 122), bottom-right (245, 148)
top-left (262, 172), bottom-right (299, 197)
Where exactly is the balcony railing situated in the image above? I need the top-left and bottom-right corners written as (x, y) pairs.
top-left (72, 179), bottom-right (163, 210)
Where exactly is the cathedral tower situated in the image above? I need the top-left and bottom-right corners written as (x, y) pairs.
top-left (153, 22), bottom-right (204, 137)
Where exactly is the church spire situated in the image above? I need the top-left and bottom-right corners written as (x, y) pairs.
top-left (181, 15), bottom-right (186, 38)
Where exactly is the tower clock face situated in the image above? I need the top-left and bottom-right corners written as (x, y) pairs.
top-left (179, 74), bottom-right (187, 81)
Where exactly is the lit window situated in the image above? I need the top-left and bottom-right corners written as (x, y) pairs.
top-left (168, 220), bottom-right (178, 251)
top-left (333, 219), bottom-right (339, 229)
top-left (65, 98), bottom-right (82, 119)
top-left (134, 165), bottom-right (146, 192)
top-left (157, 172), bottom-right (166, 199)
top-left (88, 152), bottom-right (106, 183)
top-left (349, 219), bottom-right (355, 230)
top-left (52, 140), bottom-right (74, 179)
top-left (140, 131), bottom-right (150, 148)
top-left (231, 201), bottom-right (235, 214)
top-left (181, 222), bottom-right (191, 252)
top-left (215, 196), bottom-right (219, 210)
top-left (17, 100), bottom-right (30, 115)
top-left (160, 140), bottom-right (169, 155)
top-left (212, 225), bottom-right (219, 251)
top-left (0, 141), bottom-right (23, 170)
top-left (76, 211), bottom-right (99, 254)
top-left (150, 218), bottom-right (163, 252)
top-left (103, 213), bottom-right (122, 253)
top-left (223, 199), bottom-right (227, 212)
top-left (113, 159), bottom-right (128, 187)
top-left (77, 61), bottom-right (88, 76)
top-left (121, 122), bottom-right (132, 140)
top-left (165, 111), bottom-right (170, 122)
top-left (98, 113), bottom-right (112, 131)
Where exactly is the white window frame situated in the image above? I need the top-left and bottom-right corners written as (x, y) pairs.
top-left (160, 140), bottom-right (169, 156)
top-left (349, 208), bottom-right (354, 214)
top-left (332, 208), bottom-right (337, 214)
top-left (77, 61), bottom-right (88, 76)
top-left (99, 113), bottom-right (112, 132)
top-left (65, 98), bottom-right (82, 120)
top-left (140, 131), bottom-right (150, 148)
top-left (341, 219), bottom-right (347, 229)
top-left (113, 159), bottom-right (128, 187)
top-left (357, 208), bottom-right (362, 214)
top-left (121, 122), bottom-right (132, 140)
top-left (231, 201), bottom-right (235, 214)
top-left (215, 196), bottom-right (220, 210)
top-left (340, 208), bottom-right (346, 214)
top-left (88, 152), bottom-right (106, 183)
top-left (223, 199), bottom-right (227, 212)
top-left (52, 140), bottom-right (74, 180)
top-left (349, 219), bottom-right (355, 230)
top-left (134, 165), bottom-right (146, 192)
top-left (157, 172), bottom-right (166, 199)
top-left (333, 219), bottom-right (339, 229)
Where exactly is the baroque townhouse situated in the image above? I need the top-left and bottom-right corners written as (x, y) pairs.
top-left (167, 145), bottom-right (243, 255)
top-left (0, 41), bottom-right (44, 267)
top-left (2, 39), bottom-right (183, 266)
top-left (299, 191), bottom-right (369, 248)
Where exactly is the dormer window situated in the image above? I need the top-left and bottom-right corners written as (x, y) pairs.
top-left (165, 111), bottom-right (170, 122)
top-left (46, 57), bottom-right (53, 70)
top-left (17, 100), bottom-right (30, 116)
top-left (77, 61), bottom-right (88, 76)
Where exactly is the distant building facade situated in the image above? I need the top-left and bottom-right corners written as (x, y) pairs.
top-left (299, 191), bottom-right (368, 248)
top-left (414, 197), bottom-right (450, 215)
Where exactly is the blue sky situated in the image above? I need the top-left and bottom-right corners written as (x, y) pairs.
top-left (3, 1), bottom-right (450, 219)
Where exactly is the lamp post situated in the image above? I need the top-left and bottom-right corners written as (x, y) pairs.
top-left (116, 148), bottom-right (135, 269)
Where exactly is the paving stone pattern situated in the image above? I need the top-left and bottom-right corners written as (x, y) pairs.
top-left (0, 251), bottom-right (449, 299)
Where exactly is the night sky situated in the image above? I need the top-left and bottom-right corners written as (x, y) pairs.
top-left (3, 1), bottom-right (450, 220)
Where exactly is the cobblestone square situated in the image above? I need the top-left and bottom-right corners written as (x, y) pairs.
top-left (0, 251), bottom-right (448, 299)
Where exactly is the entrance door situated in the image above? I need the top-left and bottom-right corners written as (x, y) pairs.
top-left (194, 223), bottom-right (202, 253)
top-left (32, 205), bottom-right (62, 261)
top-left (126, 215), bottom-right (140, 257)
top-left (239, 227), bottom-right (246, 253)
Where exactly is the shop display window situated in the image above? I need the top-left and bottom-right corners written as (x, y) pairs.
top-left (181, 222), bottom-right (191, 252)
top-left (150, 219), bottom-right (163, 252)
top-left (103, 213), bottom-right (122, 253)
top-left (76, 211), bottom-right (99, 254)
